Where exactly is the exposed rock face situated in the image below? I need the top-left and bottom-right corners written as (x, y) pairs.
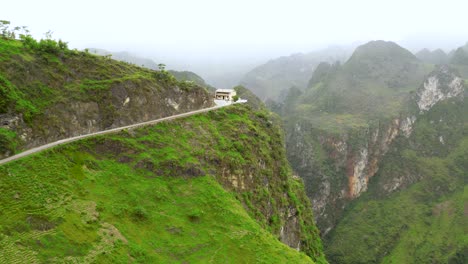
top-left (347, 148), bottom-right (368, 198)
top-left (416, 65), bottom-right (464, 111)
top-left (286, 65), bottom-right (466, 234)
top-left (280, 206), bottom-right (301, 250)
top-left (1, 83), bottom-right (213, 158)
top-left (213, 122), bottom-right (322, 257)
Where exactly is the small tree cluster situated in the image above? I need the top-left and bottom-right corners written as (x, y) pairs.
top-left (20, 30), bottom-right (68, 54)
top-left (154, 63), bottom-right (177, 84)
top-left (0, 20), bottom-right (29, 39)
top-left (1, 20), bottom-right (68, 54)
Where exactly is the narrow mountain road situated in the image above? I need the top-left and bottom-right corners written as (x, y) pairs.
top-left (0, 103), bottom-right (239, 166)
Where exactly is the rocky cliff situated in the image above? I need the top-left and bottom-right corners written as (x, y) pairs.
top-left (325, 79), bottom-right (466, 263)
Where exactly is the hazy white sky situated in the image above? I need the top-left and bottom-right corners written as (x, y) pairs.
top-left (3, 0), bottom-right (467, 53)
top-left (3, 0), bottom-right (467, 87)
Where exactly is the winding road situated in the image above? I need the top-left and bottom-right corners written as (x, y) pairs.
top-left (0, 104), bottom-right (237, 166)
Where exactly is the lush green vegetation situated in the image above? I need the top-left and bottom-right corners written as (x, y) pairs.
top-left (324, 98), bottom-right (467, 263)
top-left (0, 105), bottom-right (326, 263)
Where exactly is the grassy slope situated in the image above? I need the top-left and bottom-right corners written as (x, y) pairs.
top-left (0, 105), bottom-right (323, 263)
top-left (324, 98), bottom-right (468, 263)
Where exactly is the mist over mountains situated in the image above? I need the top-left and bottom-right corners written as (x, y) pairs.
top-left (86, 37), bottom-right (466, 91)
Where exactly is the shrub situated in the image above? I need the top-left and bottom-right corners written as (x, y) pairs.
top-left (0, 128), bottom-right (18, 155)
top-left (21, 34), bottom-right (68, 54)
top-left (132, 206), bottom-right (149, 221)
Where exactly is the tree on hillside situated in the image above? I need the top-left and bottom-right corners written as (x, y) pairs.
top-left (0, 20), bottom-right (12, 38)
top-left (158, 63), bottom-right (166, 71)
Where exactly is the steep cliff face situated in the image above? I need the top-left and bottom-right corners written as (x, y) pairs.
top-left (281, 41), bottom-right (464, 234)
top-left (416, 65), bottom-right (464, 111)
top-left (0, 38), bottom-right (213, 158)
top-left (286, 114), bottom-right (411, 233)
top-left (325, 90), bottom-right (466, 264)
top-left (0, 104), bottom-right (326, 263)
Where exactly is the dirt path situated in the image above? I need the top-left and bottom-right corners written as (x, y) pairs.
top-left (0, 104), bottom-right (236, 166)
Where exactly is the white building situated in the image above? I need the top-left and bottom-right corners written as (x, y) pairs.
top-left (214, 89), bottom-right (236, 101)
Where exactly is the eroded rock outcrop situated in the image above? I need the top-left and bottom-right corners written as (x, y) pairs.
top-left (417, 65), bottom-right (464, 112)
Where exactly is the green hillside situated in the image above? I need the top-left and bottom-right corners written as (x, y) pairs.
top-left (0, 105), bottom-right (326, 263)
top-left (0, 36), bottom-right (212, 158)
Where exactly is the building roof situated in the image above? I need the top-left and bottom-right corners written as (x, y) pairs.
top-left (215, 89), bottom-right (235, 93)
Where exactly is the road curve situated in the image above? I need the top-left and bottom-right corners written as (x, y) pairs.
top-left (0, 104), bottom-right (236, 166)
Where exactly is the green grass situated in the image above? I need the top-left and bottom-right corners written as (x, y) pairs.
top-left (0, 153), bottom-right (312, 263)
top-left (0, 105), bottom-right (326, 263)
top-left (381, 190), bottom-right (465, 264)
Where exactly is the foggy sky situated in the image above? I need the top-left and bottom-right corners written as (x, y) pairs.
top-left (3, 0), bottom-right (468, 87)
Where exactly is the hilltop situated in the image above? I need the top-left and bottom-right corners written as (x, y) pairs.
top-left (283, 40), bottom-right (431, 130)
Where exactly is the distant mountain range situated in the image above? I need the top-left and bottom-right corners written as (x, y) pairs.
top-left (240, 42), bottom-right (468, 103)
top-left (240, 46), bottom-right (355, 101)
top-left (414, 42), bottom-right (468, 65)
